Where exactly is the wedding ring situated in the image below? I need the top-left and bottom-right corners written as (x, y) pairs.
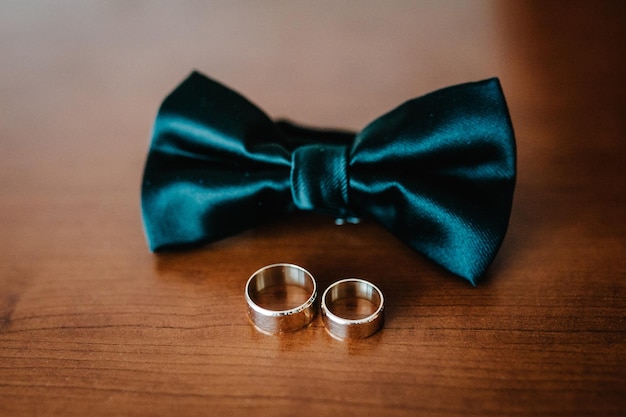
top-left (321, 278), bottom-right (384, 339)
top-left (245, 263), bottom-right (317, 334)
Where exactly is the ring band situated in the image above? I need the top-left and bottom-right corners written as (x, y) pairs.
top-left (321, 278), bottom-right (384, 339)
top-left (245, 263), bottom-right (317, 334)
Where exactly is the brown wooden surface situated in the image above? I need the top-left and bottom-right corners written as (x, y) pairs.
top-left (1, 1), bottom-right (625, 416)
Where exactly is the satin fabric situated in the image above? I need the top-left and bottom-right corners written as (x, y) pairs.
top-left (142, 71), bottom-right (516, 285)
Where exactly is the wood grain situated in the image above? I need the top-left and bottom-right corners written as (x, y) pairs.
top-left (1, 1), bottom-right (625, 416)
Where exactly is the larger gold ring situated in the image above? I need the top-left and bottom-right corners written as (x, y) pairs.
top-left (321, 278), bottom-right (384, 339)
top-left (245, 263), bottom-right (317, 334)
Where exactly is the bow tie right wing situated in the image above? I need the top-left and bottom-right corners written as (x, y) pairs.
top-left (349, 78), bottom-right (516, 284)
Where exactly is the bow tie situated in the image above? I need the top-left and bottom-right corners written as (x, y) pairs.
top-left (141, 71), bottom-right (516, 285)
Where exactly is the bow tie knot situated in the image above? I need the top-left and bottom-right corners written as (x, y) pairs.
top-left (290, 144), bottom-right (351, 217)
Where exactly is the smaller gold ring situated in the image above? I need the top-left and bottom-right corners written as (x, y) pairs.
top-left (245, 264), bottom-right (317, 334)
top-left (321, 278), bottom-right (384, 339)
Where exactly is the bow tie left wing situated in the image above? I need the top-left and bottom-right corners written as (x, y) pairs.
top-left (141, 72), bottom-right (294, 251)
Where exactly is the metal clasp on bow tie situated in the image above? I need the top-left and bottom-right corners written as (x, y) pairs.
top-left (334, 216), bottom-right (361, 226)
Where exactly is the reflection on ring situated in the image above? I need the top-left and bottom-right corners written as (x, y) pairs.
top-left (245, 263), bottom-right (317, 334)
top-left (321, 278), bottom-right (384, 339)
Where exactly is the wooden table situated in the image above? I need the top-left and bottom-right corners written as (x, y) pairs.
top-left (1, 1), bottom-right (624, 416)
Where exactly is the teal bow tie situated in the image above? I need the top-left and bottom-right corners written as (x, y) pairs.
top-left (141, 72), bottom-right (516, 285)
